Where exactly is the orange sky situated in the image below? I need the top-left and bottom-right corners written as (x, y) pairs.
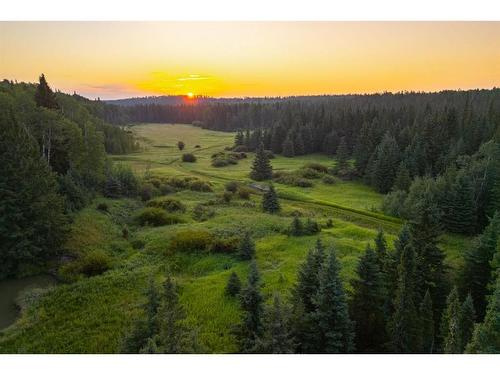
top-left (1, 22), bottom-right (499, 99)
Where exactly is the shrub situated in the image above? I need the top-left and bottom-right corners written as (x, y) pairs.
top-left (237, 187), bottom-right (251, 200)
top-left (182, 153), bottom-right (197, 162)
top-left (192, 204), bottom-right (215, 221)
top-left (233, 145), bottom-right (249, 152)
top-left (97, 202), bottom-right (109, 212)
top-left (225, 272), bottom-right (241, 297)
top-left (209, 236), bottom-right (239, 254)
top-left (131, 239), bottom-right (146, 250)
top-left (299, 168), bottom-right (322, 179)
top-left (194, 145), bottom-right (201, 148)
top-left (59, 249), bottom-right (112, 281)
top-left (189, 180), bottom-right (212, 192)
top-left (273, 171), bottom-right (313, 187)
top-left (146, 198), bottom-right (186, 212)
top-left (295, 178), bottom-right (314, 188)
top-left (303, 162), bottom-right (329, 173)
top-left (169, 230), bottom-right (214, 253)
top-left (140, 183), bottom-right (159, 202)
top-left (322, 174), bottom-right (337, 185)
top-left (159, 183), bottom-right (175, 195)
top-left (177, 141), bottom-right (185, 151)
top-left (225, 181), bottom-right (239, 193)
top-left (222, 191), bottom-right (233, 203)
top-left (264, 150), bottom-right (275, 159)
top-left (135, 208), bottom-right (183, 227)
top-left (325, 218), bottom-right (334, 228)
top-left (288, 216), bottom-right (321, 236)
top-left (304, 218), bottom-right (321, 235)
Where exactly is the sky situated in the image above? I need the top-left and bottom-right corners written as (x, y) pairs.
top-left (1, 22), bottom-right (499, 99)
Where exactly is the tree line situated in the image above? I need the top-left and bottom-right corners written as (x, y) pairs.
top-left (0, 76), bottom-right (139, 278)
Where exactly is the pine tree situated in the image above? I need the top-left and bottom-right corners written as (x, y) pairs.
top-left (350, 244), bottom-right (388, 353)
top-left (462, 212), bottom-right (500, 320)
top-left (466, 274), bottom-right (500, 353)
top-left (226, 271), bottom-right (242, 297)
top-left (234, 130), bottom-right (245, 147)
top-left (35, 73), bottom-right (59, 110)
top-left (257, 294), bottom-right (294, 353)
top-left (459, 293), bottom-right (476, 352)
top-left (238, 232), bottom-right (256, 260)
top-left (313, 249), bottom-right (355, 353)
top-left (262, 184), bottom-right (280, 213)
top-left (442, 172), bottom-right (477, 234)
top-left (441, 287), bottom-right (462, 354)
top-left (294, 133), bottom-right (305, 156)
top-left (374, 228), bottom-right (388, 269)
top-left (289, 215), bottom-right (303, 236)
top-left (236, 261), bottom-right (264, 353)
top-left (393, 162), bottom-right (412, 192)
top-left (420, 290), bottom-right (435, 353)
top-left (282, 134), bottom-right (295, 157)
top-left (250, 142), bottom-right (273, 181)
top-left (368, 132), bottom-right (400, 193)
top-left (336, 136), bottom-right (349, 171)
top-left (389, 244), bottom-right (420, 353)
top-left (157, 276), bottom-right (188, 353)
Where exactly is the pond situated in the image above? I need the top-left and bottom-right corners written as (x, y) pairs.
top-left (0, 275), bottom-right (56, 330)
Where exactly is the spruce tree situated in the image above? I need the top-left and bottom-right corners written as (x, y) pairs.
top-left (336, 136), bottom-right (349, 171)
top-left (282, 135), bottom-right (295, 157)
top-left (389, 244), bottom-right (420, 353)
top-left (157, 276), bottom-right (188, 353)
top-left (289, 215), bottom-right (303, 236)
top-left (237, 261), bottom-right (264, 353)
top-left (257, 294), bottom-right (294, 353)
top-left (234, 130), bottom-right (245, 147)
top-left (313, 249), bottom-right (355, 353)
top-left (466, 274), bottom-right (500, 353)
top-left (294, 134), bottom-right (305, 156)
top-left (226, 271), bottom-right (242, 297)
top-left (420, 290), bottom-right (435, 353)
top-left (459, 293), bottom-right (476, 352)
top-left (393, 162), bottom-right (412, 192)
top-left (462, 212), bottom-right (500, 320)
top-left (290, 240), bottom-right (325, 353)
top-left (250, 142), bottom-right (272, 181)
top-left (238, 232), bottom-right (256, 260)
top-left (442, 172), bottom-right (477, 235)
top-left (262, 184), bottom-right (280, 213)
top-left (368, 133), bottom-right (400, 193)
top-left (350, 244), bottom-right (388, 353)
top-left (35, 73), bottom-right (59, 110)
top-left (441, 287), bottom-right (462, 354)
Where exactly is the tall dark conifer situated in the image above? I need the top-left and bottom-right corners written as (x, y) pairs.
top-left (250, 142), bottom-right (273, 181)
top-left (35, 74), bottom-right (59, 110)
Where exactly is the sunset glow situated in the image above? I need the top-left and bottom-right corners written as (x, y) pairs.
top-left (1, 22), bottom-right (499, 99)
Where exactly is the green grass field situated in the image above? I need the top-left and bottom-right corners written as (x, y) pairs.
top-left (0, 123), bottom-right (472, 353)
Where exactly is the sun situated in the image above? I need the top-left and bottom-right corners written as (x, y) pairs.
top-left (187, 92), bottom-right (194, 99)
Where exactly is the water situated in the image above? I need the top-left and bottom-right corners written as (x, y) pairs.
top-left (0, 275), bottom-right (55, 330)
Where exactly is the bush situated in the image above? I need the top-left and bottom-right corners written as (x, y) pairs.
top-left (209, 236), bottom-right (239, 254)
top-left (325, 218), bottom-right (334, 228)
top-left (59, 249), bottom-right (112, 281)
top-left (135, 207), bottom-right (184, 227)
top-left (322, 174), bottom-right (337, 185)
top-left (140, 183), bottom-right (159, 202)
top-left (131, 239), bottom-right (146, 250)
top-left (169, 230), bottom-right (214, 253)
top-left (295, 178), bottom-right (314, 187)
top-left (182, 153), bottom-right (197, 162)
top-left (299, 168), bottom-right (322, 179)
top-left (288, 216), bottom-right (321, 236)
top-left (225, 181), bottom-right (239, 193)
top-left (159, 183), bottom-right (175, 195)
top-left (189, 180), bottom-right (212, 192)
top-left (273, 171), bottom-right (314, 187)
top-left (264, 150), bottom-right (275, 159)
top-left (146, 198), bottom-right (186, 212)
top-left (303, 162), bottom-right (328, 173)
top-left (192, 204), bottom-right (215, 221)
top-left (222, 191), bottom-right (233, 203)
top-left (233, 145), bottom-right (249, 152)
top-left (237, 187), bottom-right (251, 200)
top-left (97, 202), bottom-right (109, 212)
top-left (225, 272), bottom-right (241, 297)
top-left (194, 145), bottom-right (201, 148)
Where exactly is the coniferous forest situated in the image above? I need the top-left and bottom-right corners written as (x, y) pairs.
top-left (1, 75), bottom-right (499, 354)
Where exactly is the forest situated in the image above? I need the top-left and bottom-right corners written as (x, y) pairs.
top-left (0, 76), bottom-right (499, 354)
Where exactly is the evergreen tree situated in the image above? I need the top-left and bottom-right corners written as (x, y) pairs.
top-left (236, 261), bottom-right (264, 353)
top-left (289, 215), bottom-right (303, 236)
top-left (226, 271), bottom-right (242, 297)
top-left (336, 136), bottom-right (349, 171)
top-left (393, 162), bottom-right (412, 192)
top-left (462, 212), bottom-right (500, 320)
top-left (368, 133), bottom-right (400, 193)
top-left (389, 244), bottom-right (420, 353)
top-left (420, 290), bottom-right (435, 353)
top-left (177, 141), bottom-right (185, 151)
top-left (282, 134), bottom-right (295, 157)
top-left (459, 293), bottom-right (476, 352)
top-left (441, 287), bottom-right (462, 354)
top-left (257, 294), bottom-right (294, 353)
top-left (262, 184), bottom-right (280, 213)
top-left (442, 172), bottom-right (477, 234)
top-left (0, 107), bottom-right (67, 276)
top-left (35, 73), bottom-right (59, 110)
top-left (350, 244), bottom-right (388, 353)
top-left (250, 142), bottom-right (273, 181)
top-left (234, 130), bottom-right (245, 147)
top-left (294, 133), bottom-right (305, 156)
top-left (466, 274), bottom-right (500, 353)
top-left (238, 232), bottom-right (256, 261)
top-left (313, 249), bottom-right (355, 353)
top-left (157, 276), bottom-right (188, 353)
